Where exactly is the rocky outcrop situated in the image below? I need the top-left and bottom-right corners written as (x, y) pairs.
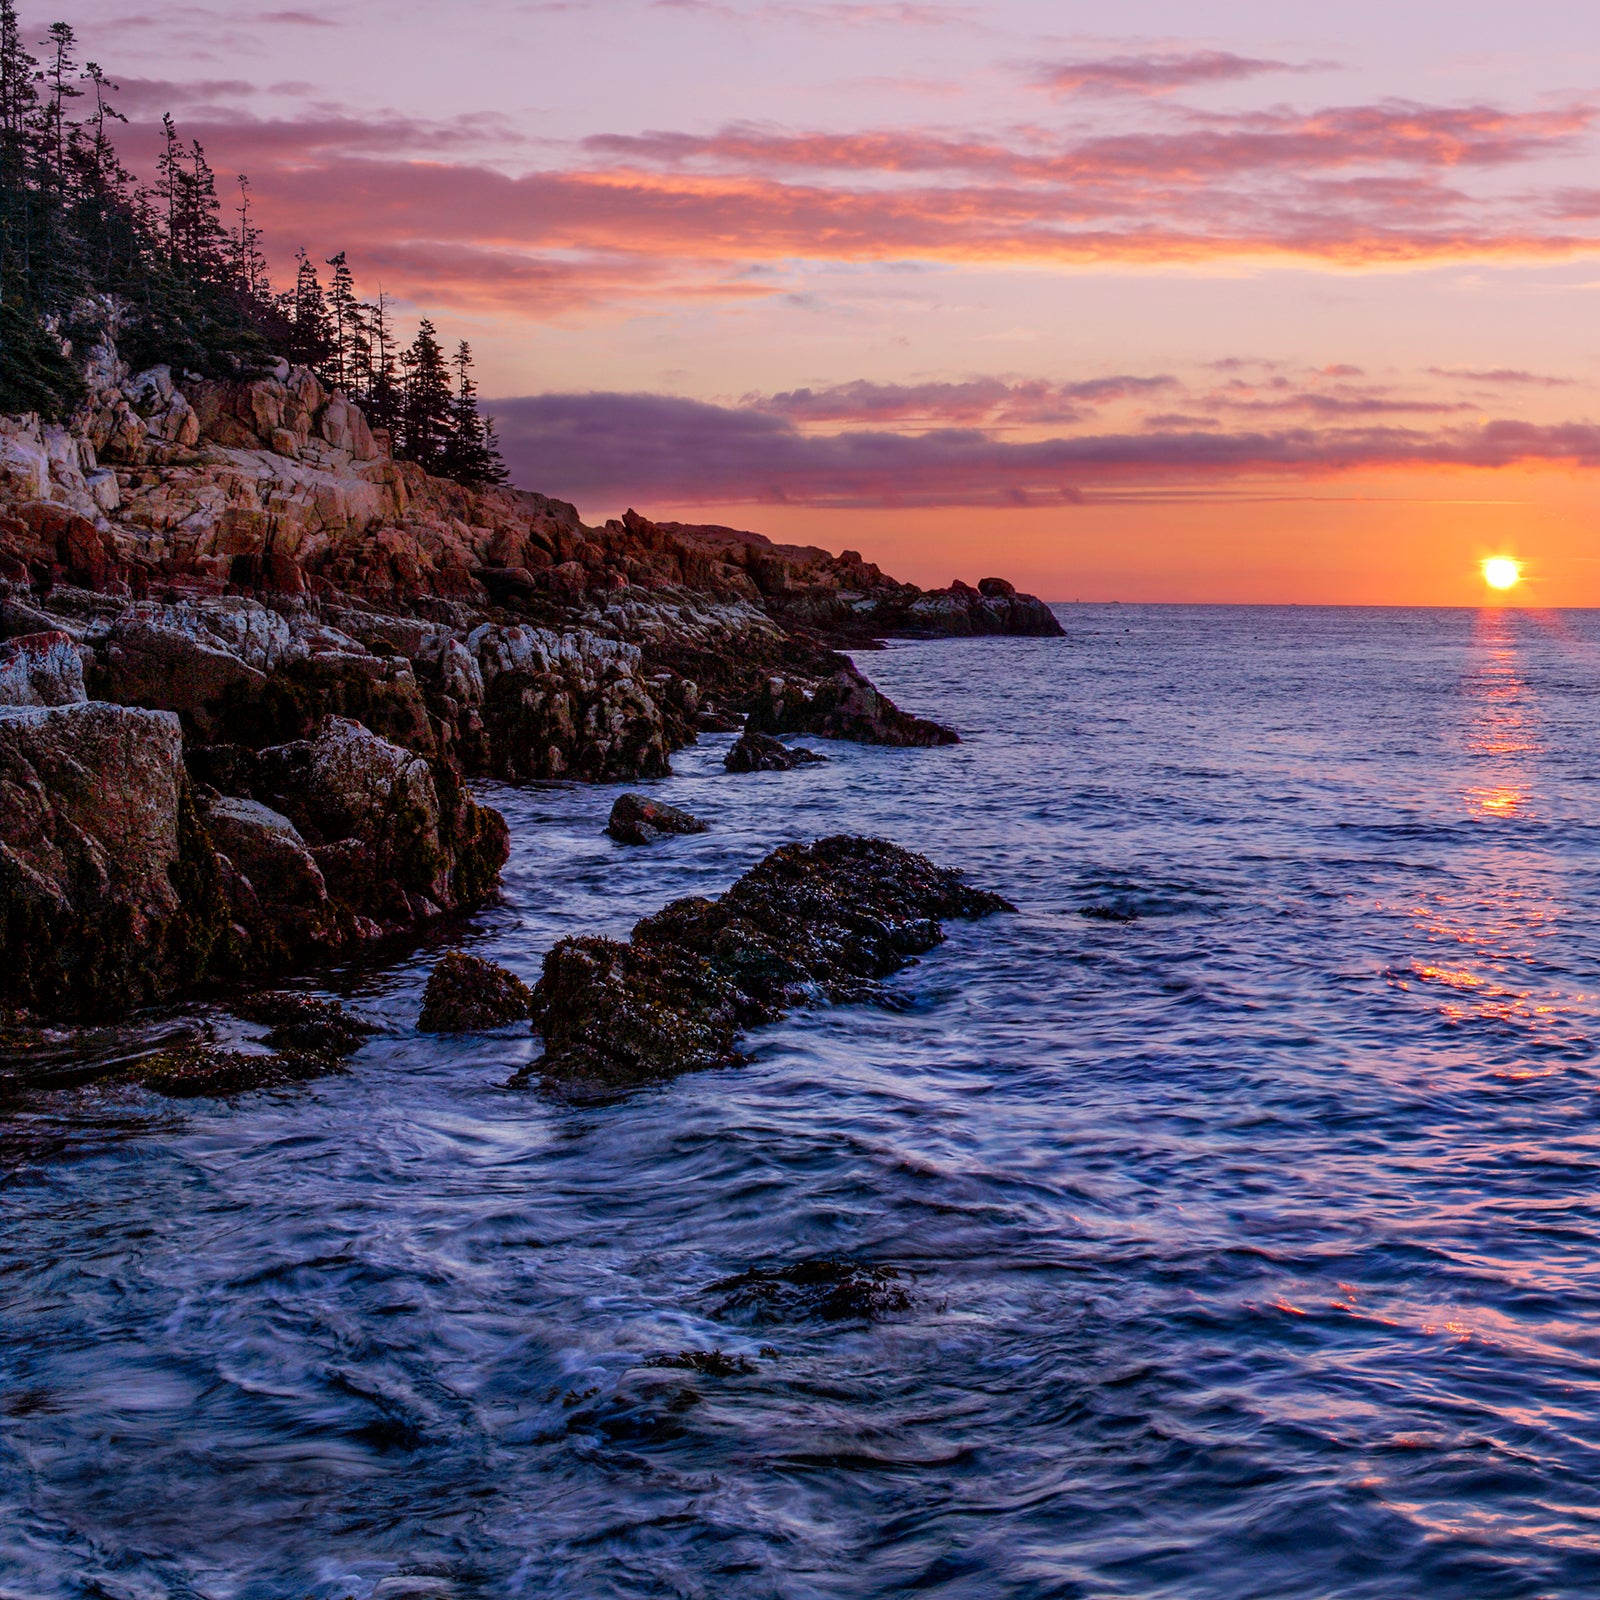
top-left (190, 716), bottom-right (509, 951)
top-left (522, 835), bottom-right (1012, 1091)
top-left (0, 701), bottom-right (225, 1014)
top-left (0, 699), bottom-right (509, 1018)
top-left (606, 792), bottom-right (709, 845)
top-left (745, 661), bottom-right (958, 747)
top-left (724, 732), bottom-right (827, 773)
top-left (0, 337), bottom-right (1054, 1020)
top-left (609, 510), bottom-right (1063, 643)
top-left (418, 951), bottom-right (534, 1032)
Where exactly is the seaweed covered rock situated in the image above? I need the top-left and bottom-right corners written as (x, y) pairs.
top-left (745, 661), bottom-right (957, 747)
top-left (724, 732), bottom-right (827, 774)
top-left (524, 835), bottom-right (1012, 1089)
top-left (606, 791), bottom-right (709, 845)
top-left (418, 951), bottom-right (533, 1031)
top-left (130, 993), bottom-right (372, 1096)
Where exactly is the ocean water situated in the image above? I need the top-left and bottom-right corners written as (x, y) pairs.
top-left (6, 604), bottom-right (1600, 1600)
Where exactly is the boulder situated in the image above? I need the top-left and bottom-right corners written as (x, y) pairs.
top-left (522, 835), bottom-right (1012, 1089)
top-left (193, 717), bottom-right (509, 934)
top-left (606, 791), bottom-right (709, 845)
top-left (724, 731), bottom-right (827, 773)
top-left (745, 662), bottom-right (958, 748)
top-left (199, 793), bottom-right (338, 951)
top-left (101, 605), bottom-right (269, 739)
top-left (418, 950), bottom-right (533, 1031)
top-left (0, 631), bottom-right (86, 706)
top-left (0, 701), bottom-right (232, 1013)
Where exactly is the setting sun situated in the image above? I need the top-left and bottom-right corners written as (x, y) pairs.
top-left (1483, 558), bottom-right (1522, 592)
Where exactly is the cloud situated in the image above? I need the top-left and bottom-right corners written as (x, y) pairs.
top-left (487, 389), bottom-right (1600, 509)
top-left (259, 9), bottom-right (337, 23)
top-left (1428, 366), bottom-right (1578, 387)
top-left (96, 76), bottom-right (1600, 320)
top-left (1028, 50), bottom-right (1326, 97)
top-left (748, 375), bottom-right (1174, 425)
top-left (583, 101), bottom-right (1592, 178)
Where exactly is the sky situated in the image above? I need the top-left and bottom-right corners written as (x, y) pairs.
top-left (26, 0), bottom-right (1600, 601)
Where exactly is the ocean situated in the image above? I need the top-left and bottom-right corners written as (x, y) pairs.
top-left (5, 604), bottom-right (1600, 1599)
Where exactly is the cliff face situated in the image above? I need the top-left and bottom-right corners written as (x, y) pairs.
top-left (0, 350), bottom-right (1060, 1019)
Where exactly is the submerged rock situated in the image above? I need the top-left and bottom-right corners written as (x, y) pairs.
top-left (131, 992), bottom-right (372, 1096)
top-left (724, 731), bottom-right (827, 773)
top-left (522, 834), bottom-right (1012, 1090)
top-left (418, 951), bottom-right (533, 1032)
top-left (129, 1041), bottom-right (345, 1098)
top-left (709, 1258), bottom-right (912, 1324)
top-left (644, 1349), bottom-right (757, 1375)
top-left (230, 991), bottom-right (375, 1056)
top-left (605, 791), bottom-right (709, 845)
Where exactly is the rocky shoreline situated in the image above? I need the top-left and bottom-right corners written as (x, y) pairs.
top-left (0, 345), bottom-right (1058, 1058)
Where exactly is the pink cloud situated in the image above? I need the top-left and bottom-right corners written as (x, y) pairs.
top-left (1029, 50), bottom-right (1328, 97)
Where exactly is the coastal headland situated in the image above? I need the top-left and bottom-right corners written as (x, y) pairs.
top-left (0, 347), bottom-right (1057, 1062)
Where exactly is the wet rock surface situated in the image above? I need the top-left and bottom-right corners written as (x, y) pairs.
top-left (523, 834), bottom-right (1013, 1090)
top-left (418, 951), bottom-right (533, 1032)
top-left (746, 660), bottom-right (959, 747)
top-left (605, 791), bottom-right (709, 845)
top-left (724, 731), bottom-right (827, 773)
top-left (127, 1041), bottom-right (346, 1098)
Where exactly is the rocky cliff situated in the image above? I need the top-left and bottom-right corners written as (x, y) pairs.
top-left (0, 346), bottom-right (1060, 1018)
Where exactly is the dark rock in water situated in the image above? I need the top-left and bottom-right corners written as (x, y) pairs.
top-left (709, 1259), bottom-right (912, 1323)
top-left (230, 991), bottom-right (375, 1056)
top-left (745, 661), bottom-right (958, 747)
top-left (128, 1041), bottom-right (345, 1098)
top-left (606, 791), bottom-right (709, 845)
top-left (1080, 905), bottom-right (1139, 924)
top-left (418, 950), bottom-right (533, 1032)
top-left (644, 1349), bottom-right (757, 1376)
top-left (522, 834), bottom-right (1012, 1089)
top-left (131, 992), bottom-right (372, 1095)
top-left (724, 731), bottom-right (827, 773)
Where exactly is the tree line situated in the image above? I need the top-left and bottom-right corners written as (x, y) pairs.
top-left (0, 3), bottom-right (505, 486)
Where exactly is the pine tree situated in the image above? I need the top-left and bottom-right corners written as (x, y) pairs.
top-left (283, 248), bottom-right (332, 370)
top-left (232, 173), bottom-right (268, 302)
top-left (324, 250), bottom-right (365, 392)
top-left (40, 22), bottom-right (81, 194)
top-left (443, 340), bottom-right (507, 486)
top-left (399, 319), bottom-right (453, 474)
top-left (358, 287), bottom-right (400, 436)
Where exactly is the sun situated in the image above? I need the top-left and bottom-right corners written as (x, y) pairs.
top-left (1482, 557), bottom-right (1522, 592)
